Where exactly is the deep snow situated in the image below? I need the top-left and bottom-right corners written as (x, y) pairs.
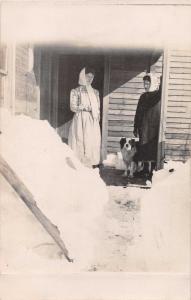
top-left (0, 108), bottom-right (109, 272)
top-left (0, 108), bottom-right (190, 273)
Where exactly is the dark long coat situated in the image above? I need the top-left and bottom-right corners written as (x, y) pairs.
top-left (134, 88), bottom-right (161, 161)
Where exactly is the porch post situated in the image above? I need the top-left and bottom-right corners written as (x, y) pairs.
top-left (157, 48), bottom-right (169, 170)
top-left (40, 50), bottom-right (52, 122)
top-left (51, 54), bottom-right (59, 129)
top-left (101, 55), bottom-right (111, 161)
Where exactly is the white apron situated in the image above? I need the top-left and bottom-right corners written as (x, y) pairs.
top-left (68, 86), bottom-right (101, 167)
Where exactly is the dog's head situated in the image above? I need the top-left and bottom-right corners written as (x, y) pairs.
top-left (120, 137), bottom-right (137, 151)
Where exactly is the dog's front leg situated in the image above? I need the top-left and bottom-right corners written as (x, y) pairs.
top-left (122, 168), bottom-right (128, 177)
top-left (137, 161), bottom-right (143, 172)
top-left (122, 163), bottom-right (129, 177)
top-left (129, 162), bottom-right (135, 178)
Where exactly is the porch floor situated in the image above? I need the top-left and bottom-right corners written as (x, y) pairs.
top-left (99, 166), bottom-right (147, 187)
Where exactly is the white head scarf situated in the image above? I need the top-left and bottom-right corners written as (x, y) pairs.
top-left (78, 68), bottom-right (99, 120)
top-left (144, 73), bottom-right (160, 92)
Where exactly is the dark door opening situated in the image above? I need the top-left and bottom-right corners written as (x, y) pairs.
top-left (57, 55), bottom-right (104, 143)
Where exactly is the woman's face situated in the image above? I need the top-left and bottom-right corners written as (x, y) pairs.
top-left (144, 80), bottom-right (151, 92)
top-left (85, 72), bottom-right (94, 85)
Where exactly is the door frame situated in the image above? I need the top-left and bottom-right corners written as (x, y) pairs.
top-left (101, 55), bottom-right (111, 161)
top-left (157, 48), bottom-right (169, 169)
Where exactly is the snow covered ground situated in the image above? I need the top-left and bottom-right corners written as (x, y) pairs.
top-left (0, 108), bottom-right (190, 274)
top-left (0, 108), bottom-right (109, 272)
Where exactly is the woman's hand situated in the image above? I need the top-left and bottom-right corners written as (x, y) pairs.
top-left (85, 106), bottom-right (92, 112)
top-left (78, 104), bottom-right (92, 112)
top-left (78, 104), bottom-right (84, 111)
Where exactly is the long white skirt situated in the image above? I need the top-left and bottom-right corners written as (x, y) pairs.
top-left (68, 111), bottom-right (101, 167)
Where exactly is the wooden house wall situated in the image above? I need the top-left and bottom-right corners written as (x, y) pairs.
top-left (15, 45), bottom-right (39, 118)
top-left (165, 50), bottom-right (191, 161)
top-left (107, 54), bottom-right (163, 153)
top-left (0, 46), bottom-right (7, 105)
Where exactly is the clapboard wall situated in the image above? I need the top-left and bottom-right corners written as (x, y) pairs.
top-left (165, 50), bottom-right (191, 161)
top-left (15, 45), bottom-right (29, 105)
top-left (15, 45), bottom-right (39, 118)
top-left (107, 53), bottom-right (163, 153)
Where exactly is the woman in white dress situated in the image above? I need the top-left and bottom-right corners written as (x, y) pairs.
top-left (68, 67), bottom-right (101, 168)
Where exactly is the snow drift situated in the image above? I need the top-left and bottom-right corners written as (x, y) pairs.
top-left (0, 108), bottom-right (108, 272)
top-left (102, 150), bottom-right (190, 273)
top-left (140, 159), bottom-right (191, 272)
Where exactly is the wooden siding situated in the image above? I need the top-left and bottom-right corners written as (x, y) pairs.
top-left (15, 45), bottom-right (39, 118)
top-left (0, 46), bottom-right (7, 104)
top-left (165, 50), bottom-right (191, 161)
top-left (107, 53), bottom-right (163, 153)
top-left (15, 45), bottom-right (29, 105)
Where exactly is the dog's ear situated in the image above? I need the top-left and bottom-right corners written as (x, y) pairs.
top-left (120, 137), bottom-right (126, 149)
top-left (129, 138), bottom-right (136, 147)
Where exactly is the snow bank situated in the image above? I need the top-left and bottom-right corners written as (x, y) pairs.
top-left (140, 159), bottom-right (191, 272)
top-left (103, 152), bottom-right (126, 170)
top-left (0, 108), bottom-right (108, 272)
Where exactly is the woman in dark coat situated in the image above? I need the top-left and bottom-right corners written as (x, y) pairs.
top-left (134, 73), bottom-right (161, 174)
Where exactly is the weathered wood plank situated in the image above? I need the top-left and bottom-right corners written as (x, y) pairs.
top-left (165, 155), bottom-right (190, 162)
top-left (109, 120), bottom-right (134, 126)
top-left (153, 61), bottom-right (163, 68)
top-left (166, 127), bottom-right (191, 134)
top-left (167, 106), bottom-right (186, 113)
top-left (108, 136), bottom-right (132, 142)
top-left (107, 141), bottom-right (120, 148)
top-left (169, 73), bottom-right (191, 80)
top-left (170, 56), bottom-right (191, 63)
top-left (169, 78), bottom-right (191, 85)
top-left (166, 111), bottom-right (191, 118)
top-left (165, 144), bottom-right (191, 151)
top-left (110, 93), bottom-right (140, 100)
top-left (168, 84), bottom-right (191, 91)
top-left (111, 70), bottom-right (145, 79)
top-left (166, 122), bottom-right (191, 129)
top-left (112, 87), bottom-right (144, 94)
top-left (166, 133), bottom-right (191, 140)
top-left (107, 148), bottom-right (120, 154)
top-left (0, 154), bottom-right (73, 262)
top-left (170, 67), bottom-right (191, 74)
top-left (170, 61), bottom-right (191, 68)
top-left (168, 95), bottom-right (191, 102)
top-left (165, 149), bottom-right (191, 156)
top-left (168, 101), bottom-right (191, 108)
top-left (110, 81), bottom-right (143, 89)
top-left (168, 89), bottom-right (191, 96)
top-left (107, 148), bottom-right (119, 154)
top-left (111, 76), bottom-right (144, 84)
top-left (109, 98), bottom-right (138, 105)
top-left (171, 50), bottom-right (191, 57)
top-left (108, 131), bottom-right (134, 137)
top-left (108, 109), bottom-right (136, 116)
top-left (109, 104), bottom-right (137, 111)
top-left (164, 139), bottom-right (191, 145)
top-left (108, 114), bottom-right (135, 121)
top-left (109, 125), bottom-right (133, 132)
top-left (166, 114), bottom-right (191, 121)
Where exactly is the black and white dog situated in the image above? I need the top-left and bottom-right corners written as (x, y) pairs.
top-left (120, 137), bottom-right (143, 177)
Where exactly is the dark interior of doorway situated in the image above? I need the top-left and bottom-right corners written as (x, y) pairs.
top-left (58, 55), bottom-right (105, 141)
